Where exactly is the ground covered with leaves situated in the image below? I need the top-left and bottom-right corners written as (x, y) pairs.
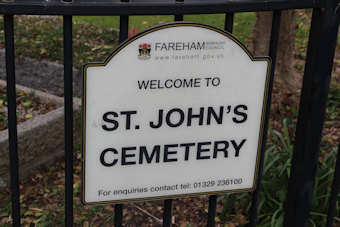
top-left (0, 148), bottom-right (247, 226)
top-left (0, 16), bottom-right (119, 70)
top-left (0, 87), bottom-right (57, 130)
top-left (0, 11), bottom-right (339, 226)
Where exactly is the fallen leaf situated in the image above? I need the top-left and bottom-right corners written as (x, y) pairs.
top-left (128, 26), bottom-right (140, 38)
top-left (24, 210), bottom-right (34, 216)
top-left (238, 214), bottom-right (247, 224)
top-left (227, 222), bottom-right (236, 227)
top-left (18, 91), bottom-right (26, 97)
top-left (22, 100), bottom-right (32, 107)
top-left (26, 113), bottom-right (33, 119)
top-left (30, 208), bottom-right (44, 212)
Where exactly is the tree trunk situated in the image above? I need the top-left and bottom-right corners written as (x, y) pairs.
top-left (252, 10), bottom-right (300, 97)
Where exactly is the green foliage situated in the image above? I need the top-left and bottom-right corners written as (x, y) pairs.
top-left (310, 146), bottom-right (340, 226)
top-left (295, 11), bottom-right (311, 59)
top-left (219, 119), bottom-right (339, 226)
top-left (0, 195), bottom-right (11, 219)
top-left (326, 83), bottom-right (340, 120)
top-left (255, 119), bottom-right (293, 227)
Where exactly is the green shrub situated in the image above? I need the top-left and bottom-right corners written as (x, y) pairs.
top-left (219, 119), bottom-right (339, 226)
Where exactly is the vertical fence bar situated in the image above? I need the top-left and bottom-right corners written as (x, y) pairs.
top-left (174, 14), bottom-right (183, 21)
top-left (120, 0), bottom-right (129, 42)
top-left (163, 199), bottom-right (172, 227)
top-left (63, 15), bottom-right (74, 227)
top-left (207, 12), bottom-right (235, 226)
top-left (249, 10), bottom-right (281, 227)
top-left (4, 14), bottom-right (21, 227)
top-left (224, 13), bottom-right (234, 33)
top-left (115, 204), bottom-right (123, 227)
top-left (207, 195), bottom-right (217, 227)
top-left (326, 142), bottom-right (340, 227)
top-left (167, 3), bottom-right (184, 221)
top-left (175, 0), bottom-right (184, 21)
top-left (284, 0), bottom-right (339, 225)
top-left (206, 12), bottom-right (236, 227)
top-left (115, 12), bottom-right (129, 226)
top-left (166, 2), bottom-right (186, 221)
top-left (207, 13), bottom-right (236, 226)
top-left (163, 198), bottom-right (173, 220)
top-left (162, 5), bottom-right (185, 222)
top-left (119, 15), bottom-right (129, 43)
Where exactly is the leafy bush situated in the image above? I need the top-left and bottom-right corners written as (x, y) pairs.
top-left (219, 119), bottom-right (339, 226)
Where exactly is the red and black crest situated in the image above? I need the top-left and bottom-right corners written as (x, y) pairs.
top-left (138, 43), bottom-right (151, 60)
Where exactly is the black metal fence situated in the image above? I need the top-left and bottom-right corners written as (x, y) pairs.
top-left (1, 0), bottom-right (339, 226)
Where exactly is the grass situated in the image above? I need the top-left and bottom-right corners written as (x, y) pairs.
top-left (0, 13), bottom-right (255, 72)
top-left (0, 12), bottom-right (308, 70)
top-left (74, 13), bottom-right (255, 48)
top-left (0, 16), bottom-right (119, 69)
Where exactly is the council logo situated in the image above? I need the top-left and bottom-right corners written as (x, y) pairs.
top-left (138, 43), bottom-right (151, 60)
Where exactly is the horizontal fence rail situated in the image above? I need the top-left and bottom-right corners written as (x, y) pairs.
top-left (0, 0), bottom-right (326, 15)
top-left (1, 0), bottom-right (339, 226)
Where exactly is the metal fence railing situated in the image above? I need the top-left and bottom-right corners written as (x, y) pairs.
top-left (1, 0), bottom-right (339, 226)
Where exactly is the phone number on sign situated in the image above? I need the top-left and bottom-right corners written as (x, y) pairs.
top-left (193, 178), bottom-right (243, 188)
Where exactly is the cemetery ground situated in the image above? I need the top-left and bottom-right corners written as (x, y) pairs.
top-left (0, 11), bottom-right (339, 226)
top-left (0, 85), bottom-right (59, 131)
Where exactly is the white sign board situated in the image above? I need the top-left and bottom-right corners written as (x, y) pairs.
top-left (82, 23), bottom-right (270, 205)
